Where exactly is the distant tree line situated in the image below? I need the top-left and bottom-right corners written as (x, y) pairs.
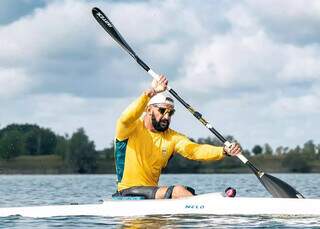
top-left (0, 123), bottom-right (319, 173)
top-left (0, 124), bottom-right (97, 173)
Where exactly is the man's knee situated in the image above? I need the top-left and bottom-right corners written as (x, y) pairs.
top-left (156, 185), bottom-right (195, 199)
top-left (171, 185), bottom-right (194, 199)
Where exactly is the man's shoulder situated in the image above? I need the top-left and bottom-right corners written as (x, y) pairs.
top-left (135, 118), bottom-right (144, 128)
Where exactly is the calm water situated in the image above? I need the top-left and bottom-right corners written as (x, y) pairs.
top-left (0, 174), bottom-right (319, 228)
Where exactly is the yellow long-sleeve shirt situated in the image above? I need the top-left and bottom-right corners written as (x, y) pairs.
top-left (115, 93), bottom-right (224, 191)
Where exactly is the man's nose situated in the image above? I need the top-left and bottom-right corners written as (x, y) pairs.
top-left (163, 112), bottom-right (170, 119)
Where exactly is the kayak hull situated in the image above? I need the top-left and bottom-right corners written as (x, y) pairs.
top-left (0, 193), bottom-right (319, 218)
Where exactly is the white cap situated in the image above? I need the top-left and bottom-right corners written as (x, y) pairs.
top-left (147, 92), bottom-right (174, 107)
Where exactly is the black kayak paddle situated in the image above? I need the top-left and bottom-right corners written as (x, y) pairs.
top-left (92, 7), bottom-right (304, 199)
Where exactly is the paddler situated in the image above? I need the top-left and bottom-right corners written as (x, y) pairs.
top-left (113, 75), bottom-right (241, 199)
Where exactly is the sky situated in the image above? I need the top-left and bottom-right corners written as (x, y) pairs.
top-left (0, 0), bottom-right (319, 151)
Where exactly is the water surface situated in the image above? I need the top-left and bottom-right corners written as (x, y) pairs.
top-left (0, 174), bottom-right (319, 228)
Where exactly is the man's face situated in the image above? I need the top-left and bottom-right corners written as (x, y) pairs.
top-left (149, 104), bottom-right (175, 132)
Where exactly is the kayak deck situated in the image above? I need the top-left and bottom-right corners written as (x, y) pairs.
top-left (0, 193), bottom-right (320, 218)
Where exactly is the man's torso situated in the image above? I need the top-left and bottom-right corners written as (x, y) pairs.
top-left (115, 119), bottom-right (177, 191)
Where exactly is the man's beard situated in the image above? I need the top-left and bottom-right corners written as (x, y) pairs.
top-left (151, 113), bottom-right (170, 132)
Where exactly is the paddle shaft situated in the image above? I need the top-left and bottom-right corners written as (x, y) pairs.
top-left (92, 6), bottom-right (259, 172)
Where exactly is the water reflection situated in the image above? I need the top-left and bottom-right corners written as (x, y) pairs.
top-left (119, 214), bottom-right (320, 229)
top-left (121, 216), bottom-right (171, 229)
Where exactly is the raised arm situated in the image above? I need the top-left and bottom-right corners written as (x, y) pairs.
top-left (116, 75), bottom-right (168, 140)
top-left (115, 92), bottom-right (150, 140)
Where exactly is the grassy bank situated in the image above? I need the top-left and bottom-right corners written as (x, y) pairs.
top-left (1, 154), bottom-right (320, 174)
top-left (0, 155), bottom-right (71, 174)
top-left (0, 155), bottom-right (116, 174)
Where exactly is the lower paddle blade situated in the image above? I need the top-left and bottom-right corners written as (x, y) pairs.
top-left (259, 173), bottom-right (304, 198)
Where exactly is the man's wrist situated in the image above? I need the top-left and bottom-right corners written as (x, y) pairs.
top-left (223, 147), bottom-right (231, 157)
top-left (145, 88), bottom-right (157, 98)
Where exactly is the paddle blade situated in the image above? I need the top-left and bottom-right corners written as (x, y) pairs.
top-left (92, 7), bottom-right (137, 59)
top-left (259, 173), bottom-right (304, 198)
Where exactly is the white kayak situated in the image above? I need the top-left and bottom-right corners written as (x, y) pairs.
top-left (1, 192), bottom-right (320, 218)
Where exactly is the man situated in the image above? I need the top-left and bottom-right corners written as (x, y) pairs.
top-left (113, 75), bottom-right (241, 199)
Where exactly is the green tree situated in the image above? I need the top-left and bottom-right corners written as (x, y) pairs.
top-left (252, 145), bottom-right (263, 155)
top-left (54, 135), bottom-right (69, 159)
top-left (243, 149), bottom-right (251, 157)
top-left (104, 141), bottom-right (114, 160)
top-left (197, 136), bottom-right (222, 146)
top-left (196, 135), bottom-right (238, 147)
top-left (0, 124), bottom-right (57, 155)
top-left (282, 151), bottom-right (310, 172)
top-left (283, 146), bottom-right (290, 154)
top-left (275, 146), bottom-right (283, 155)
top-left (66, 128), bottom-right (97, 173)
top-left (39, 128), bottom-right (57, 154)
top-left (264, 143), bottom-right (273, 155)
top-left (0, 130), bottom-right (23, 160)
top-left (25, 128), bottom-right (57, 155)
top-left (0, 123), bottom-right (38, 135)
top-left (293, 145), bottom-right (302, 154)
top-left (302, 140), bottom-right (316, 160)
top-left (25, 129), bottom-right (40, 155)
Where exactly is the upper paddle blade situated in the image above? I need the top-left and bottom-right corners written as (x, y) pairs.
top-left (259, 173), bottom-right (304, 198)
top-left (92, 7), bottom-right (137, 59)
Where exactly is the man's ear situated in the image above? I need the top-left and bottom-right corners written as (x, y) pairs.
top-left (146, 106), bottom-right (152, 116)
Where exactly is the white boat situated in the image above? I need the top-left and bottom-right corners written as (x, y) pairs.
top-left (1, 192), bottom-right (320, 218)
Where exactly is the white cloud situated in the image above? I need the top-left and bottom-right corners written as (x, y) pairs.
top-left (269, 93), bottom-right (320, 117)
top-left (177, 31), bottom-right (284, 92)
top-left (0, 0), bottom-right (96, 63)
top-left (225, 2), bottom-right (259, 34)
top-left (245, 0), bottom-right (320, 24)
top-left (0, 68), bottom-right (33, 98)
top-left (0, 0), bottom-right (211, 97)
top-left (106, 1), bottom-right (208, 45)
top-left (0, 0), bottom-right (319, 151)
top-left (177, 1), bottom-right (320, 95)
top-left (277, 45), bottom-right (320, 81)
top-left (243, 0), bottom-right (320, 44)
